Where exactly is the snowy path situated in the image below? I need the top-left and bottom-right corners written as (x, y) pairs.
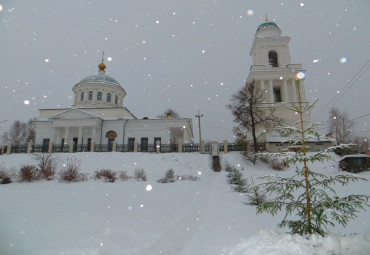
top-left (140, 168), bottom-right (220, 254)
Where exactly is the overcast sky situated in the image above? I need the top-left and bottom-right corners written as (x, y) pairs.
top-left (0, 0), bottom-right (369, 142)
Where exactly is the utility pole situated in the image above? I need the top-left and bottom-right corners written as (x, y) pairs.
top-left (195, 110), bottom-right (203, 144)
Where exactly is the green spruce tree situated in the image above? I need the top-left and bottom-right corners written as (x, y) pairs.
top-left (245, 177), bottom-right (266, 206)
top-left (256, 74), bottom-right (369, 236)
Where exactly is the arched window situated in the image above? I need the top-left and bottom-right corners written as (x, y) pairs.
top-left (80, 92), bottom-right (84, 101)
top-left (268, 51), bottom-right (278, 67)
top-left (107, 93), bottom-right (111, 102)
top-left (115, 95), bottom-right (118, 104)
top-left (88, 91), bottom-right (93, 100)
top-left (97, 92), bottom-right (102, 101)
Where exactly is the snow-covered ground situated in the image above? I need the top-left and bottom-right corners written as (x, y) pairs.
top-left (0, 152), bottom-right (369, 255)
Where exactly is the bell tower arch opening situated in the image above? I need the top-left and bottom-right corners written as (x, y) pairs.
top-left (268, 50), bottom-right (278, 67)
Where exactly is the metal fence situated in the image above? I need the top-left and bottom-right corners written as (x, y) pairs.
top-left (3, 142), bottom-right (266, 154)
top-left (10, 144), bottom-right (28, 154)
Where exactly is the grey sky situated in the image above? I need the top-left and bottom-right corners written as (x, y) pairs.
top-left (1, 0), bottom-right (369, 142)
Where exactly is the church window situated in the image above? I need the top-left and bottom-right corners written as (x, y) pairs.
top-left (268, 50), bottom-right (278, 67)
top-left (107, 93), bottom-right (111, 102)
top-left (88, 91), bottom-right (93, 100)
top-left (80, 92), bottom-right (84, 101)
top-left (97, 92), bottom-right (102, 101)
top-left (128, 137), bottom-right (135, 152)
top-left (273, 87), bottom-right (282, 102)
top-left (115, 95), bottom-right (118, 104)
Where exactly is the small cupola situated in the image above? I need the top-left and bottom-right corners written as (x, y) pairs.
top-left (256, 15), bottom-right (282, 38)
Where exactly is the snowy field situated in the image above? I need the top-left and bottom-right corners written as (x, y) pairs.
top-left (0, 152), bottom-right (369, 255)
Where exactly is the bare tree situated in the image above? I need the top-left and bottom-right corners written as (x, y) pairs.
top-left (158, 108), bottom-right (180, 119)
top-left (328, 107), bottom-right (354, 144)
top-left (353, 136), bottom-right (369, 153)
top-left (1, 119), bottom-right (35, 145)
top-left (228, 80), bottom-right (276, 153)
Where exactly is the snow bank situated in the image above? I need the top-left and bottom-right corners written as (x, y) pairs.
top-left (0, 152), bottom-right (369, 255)
top-left (227, 229), bottom-right (370, 255)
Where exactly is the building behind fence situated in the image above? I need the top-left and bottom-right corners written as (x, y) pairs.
top-left (1, 140), bottom-right (263, 155)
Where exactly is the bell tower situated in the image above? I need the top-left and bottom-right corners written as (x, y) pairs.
top-left (247, 19), bottom-right (311, 130)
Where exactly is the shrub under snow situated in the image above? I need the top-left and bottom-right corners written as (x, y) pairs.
top-left (19, 164), bottom-right (40, 182)
top-left (94, 169), bottom-right (118, 182)
top-left (134, 169), bottom-right (147, 181)
top-left (0, 165), bottom-right (13, 184)
top-left (59, 158), bottom-right (87, 182)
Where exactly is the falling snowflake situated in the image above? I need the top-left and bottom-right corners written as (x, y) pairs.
top-left (247, 10), bottom-right (253, 16)
top-left (339, 57), bottom-right (347, 63)
top-left (44, 58), bottom-right (49, 63)
top-left (146, 185), bottom-right (152, 191)
top-left (24, 100), bottom-right (30, 105)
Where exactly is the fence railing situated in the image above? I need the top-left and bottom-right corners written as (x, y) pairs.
top-left (2, 142), bottom-right (265, 155)
top-left (10, 144), bottom-right (28, 154)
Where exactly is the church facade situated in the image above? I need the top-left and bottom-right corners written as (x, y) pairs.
top-left (34, 59), bottom-right (193, 151)
top-left (246, 19), bottom-right (334, 152)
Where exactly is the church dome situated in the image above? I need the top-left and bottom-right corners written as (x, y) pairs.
top-left (79, 72), bottom-right (120, 86)
top-left (72, 57), bottom-right (126, 108)
top-left (257, 21), bottom-right (280, 32)
top-left (255, 18), bottom-right (282, 38)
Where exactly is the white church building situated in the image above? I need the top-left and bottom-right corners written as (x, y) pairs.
top-left (34, 58), bottom-right (194, 152)
top-left (246, 19), bottom-right (334, 152)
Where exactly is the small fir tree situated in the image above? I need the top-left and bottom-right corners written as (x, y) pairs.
top-left (256, 74), bottom-right (369, 236)
top-left (227, 167), bottom-right (249, 193)
top-left (245, 177), bottom-right (266, 206)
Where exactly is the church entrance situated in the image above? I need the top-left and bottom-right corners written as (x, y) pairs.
top-left (73, 137), bottom-right (78, 152)
top-left (106, 130), bottom-right (117, 152)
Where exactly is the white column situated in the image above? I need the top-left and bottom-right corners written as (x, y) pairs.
top-left (262, 80), bottom-right (268, 102)
top-left (223, 140), bottom-right (228, 153)
top-left (52, 127), bottom-right (57, 144)
top-left (269, 79), bottom-right (274, 103)
top-left (91, 127), bottom-right (96, 142)
top-left (84, 89), bottom-right (88, 102)
top-left (292, 79), bottom-right (297, 102)
top-left (283, 79), bottom-right (288, 102)
top-left (78, 126), bottom-right (83, 145)
top-left (64, 127), bottom-right (70, 144)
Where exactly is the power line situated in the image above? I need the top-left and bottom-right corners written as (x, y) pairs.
top-left (315, 113), bottom-right (370, 131)
top-left (313, 60), bottom-right (370, 121)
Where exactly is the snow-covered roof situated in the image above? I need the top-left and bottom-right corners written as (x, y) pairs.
top-left (340, 154), bottom-right (370, 161)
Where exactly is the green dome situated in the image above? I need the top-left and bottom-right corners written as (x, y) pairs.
top-left (257, 22), bottom-right (279, 32)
